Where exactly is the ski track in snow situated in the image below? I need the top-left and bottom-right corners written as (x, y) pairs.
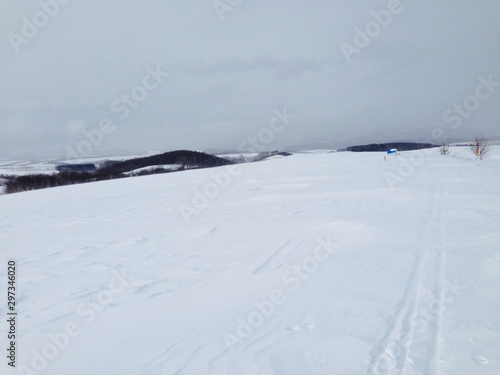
top-left (367, 166), bottom-right (448, 375)
top-left (251, 239), bottom-right (303, 275)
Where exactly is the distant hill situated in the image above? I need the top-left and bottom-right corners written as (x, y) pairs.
top-left (345, 142), bottom-right (438, 152)
top-left (97, 150), bottom-right (233, 175)
top-left (5, 150), bottom-right (234, 194)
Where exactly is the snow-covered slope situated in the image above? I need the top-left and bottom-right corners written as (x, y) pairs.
top-left (124, 164), bottom-right (183, 176)
top-left (1, 147), bottom-right (499, 375)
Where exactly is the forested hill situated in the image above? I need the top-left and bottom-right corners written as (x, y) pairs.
top-left (4, 150), bottom-right (234, 194)
top-left (98, 150), bottom-right (233, 174)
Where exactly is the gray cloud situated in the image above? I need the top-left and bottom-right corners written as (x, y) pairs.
top-left (1, 0), bottom-right (499, 159)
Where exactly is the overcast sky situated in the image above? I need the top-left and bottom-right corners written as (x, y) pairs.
top-left (1, 0), bottom-right (499, 159)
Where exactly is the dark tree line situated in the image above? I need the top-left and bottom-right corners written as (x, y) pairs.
top-left (98, 150), bottom-right (233, 175)
top-left (346, 142), bottom-right (438, 152)
top-left (4, 172), bottom-right (97, 194)
top-left (249, 150), bottom-right (293, 162)
top-left (5, 150), bottom-right (234, 194)
top-left (56, 163), bottom-right (96, 172)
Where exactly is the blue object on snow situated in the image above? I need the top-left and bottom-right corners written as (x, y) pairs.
top-left (386, 149), bottom-right (397, 154)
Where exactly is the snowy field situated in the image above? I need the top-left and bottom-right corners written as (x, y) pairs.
top-left (0, 161), bottom-right (58, 177)
top-left (1, 146), bottom-right (499, 375)
top-left (0, 153), bottom-right (162, 177)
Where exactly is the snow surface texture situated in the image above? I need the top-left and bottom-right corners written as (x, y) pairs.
top-left (1, 147), bottom-right (499, 375)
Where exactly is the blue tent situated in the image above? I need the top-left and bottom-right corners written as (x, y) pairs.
top-left (386, 149), bottom-right (397, 154)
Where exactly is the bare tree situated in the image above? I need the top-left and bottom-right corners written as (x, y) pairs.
top-left (440, 144), bottom-right (449, 155)
top-left (470, 136), bottom-right (491, 160)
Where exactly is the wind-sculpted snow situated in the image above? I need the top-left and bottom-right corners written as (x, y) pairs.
top-left (0, 147), bottom-right (499, 374)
